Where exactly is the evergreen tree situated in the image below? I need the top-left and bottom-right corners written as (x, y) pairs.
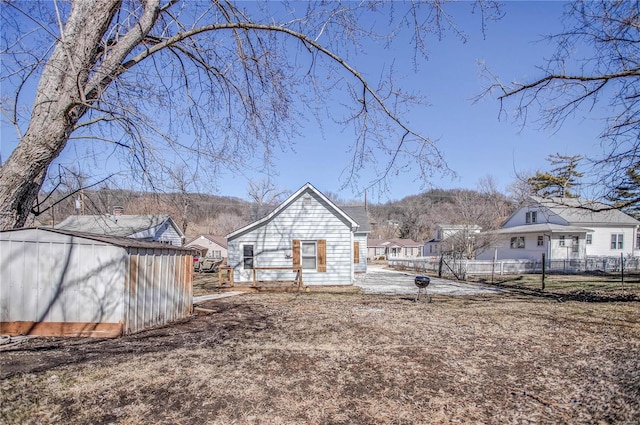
top-left (527, 154), bottom-right (583, 198)
top-left (609, 163), bottom-right (640, 219)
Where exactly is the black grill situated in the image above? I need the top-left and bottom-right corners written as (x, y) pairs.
top-left (414, 276), bottom-right (431, 302)
top-left (414, 276), bottom-right (431, 288)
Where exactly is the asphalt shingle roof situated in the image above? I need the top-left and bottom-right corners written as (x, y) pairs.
top-left (341, 206), bottom-right (371, 233)
top-left (531, 197), bottom-right (640, 225)
top-left (54, 214), bottom-right (173, 237)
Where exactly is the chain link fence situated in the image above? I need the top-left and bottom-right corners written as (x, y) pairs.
top-left (387, 256), bottom-right (640, 279)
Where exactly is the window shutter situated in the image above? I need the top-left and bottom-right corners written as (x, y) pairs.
top-left (353, 241), bottom-right (360, 264)
top-left (292, 240), bottom-right (300, 268)
top-left (317, 239), bottom-right (327, 272)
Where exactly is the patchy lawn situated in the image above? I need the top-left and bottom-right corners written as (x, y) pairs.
top-left (473, 273), bottom-right (640, 302)
top-left (1, 289), bottom-right (639, 424)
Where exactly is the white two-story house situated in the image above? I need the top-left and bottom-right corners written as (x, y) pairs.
top-left (423, 224), bottom-right (482, 257)
top-left (476, 197), bottom-right (640, 261)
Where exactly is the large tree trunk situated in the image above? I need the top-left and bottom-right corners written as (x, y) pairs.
top-left (0, 0), bottom-right (121, 230)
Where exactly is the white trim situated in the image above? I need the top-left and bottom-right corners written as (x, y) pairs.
top-left (227, 183), bottom-right (359, 240)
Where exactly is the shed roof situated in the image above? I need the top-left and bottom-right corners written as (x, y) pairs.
top-left (0, 227), bottom-right (194, 251)
top-left (54, 214), bottom-right (184, 237)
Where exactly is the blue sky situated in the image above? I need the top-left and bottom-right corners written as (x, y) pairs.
top-left (1, 1), bottom-right (607, 203)
top-left (216, 1), bottom-right (605, 202)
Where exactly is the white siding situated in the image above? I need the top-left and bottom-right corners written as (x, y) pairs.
top-left (504, 206), bottom-right (567, 227)
top-left (0, 229), bottom-right (192, 337)
top-left (185, 236), bottom-right (228, 258)
top-left (154, 222), bottom-right (184, 246)
top-left (0, 229), bottom-right (125, 325)
top-left (585, 226), bottom-right (637, 257)
top-left (228, 190), bottom-right (354, 285)
top-left (124, 247), bottom-right (192, 334)
top-left (476, 234), bottom-right (546, 261)
top-left (130, 220), bottom-right (183, 246)
top-left (549, 234), bottom-right (585, 260)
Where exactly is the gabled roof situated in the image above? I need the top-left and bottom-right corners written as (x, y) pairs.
top-left (385, 238), bottom-right (421, 247)
top-left (186, 234), bottom-right (227, 249)
top-left (54, 214), bottom-right (184, 238)
top-left (529, 197), bottom-right (640, 226)
top-left (227, 183), bottom-right (359, 240)
top-left (340, 206), bottom-right (371, 233)
top-left (367, 238), bottom-right (386, 247)
top-left (368, 238), bottom-right (421, 247)
top-left (0, 227), bottom-right (193, 251)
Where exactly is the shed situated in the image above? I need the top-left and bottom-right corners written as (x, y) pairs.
top-left (0, 228), bottom-right (193, 338)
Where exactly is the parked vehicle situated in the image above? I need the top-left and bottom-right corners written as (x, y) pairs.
top-left (194, 257), bottom-right (223, 273)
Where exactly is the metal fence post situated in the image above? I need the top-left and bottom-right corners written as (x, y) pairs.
top-left (541, 253), bottom-right (546, 291)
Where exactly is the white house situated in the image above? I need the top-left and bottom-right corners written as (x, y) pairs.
top-left (340, 206), bottom-right (371, 273)
top-left (476, 197), bottom-right (640, 261)
top-left (185, 234), bottom-right (228, 259)
top-left (423, 224), bottom-right (482, 257)
top-left (55, 212), bottom-right (184, 246)
top-left (226, 183), bottom-right (369, 285)
top-left (368, 238), bottom-right (423, 259)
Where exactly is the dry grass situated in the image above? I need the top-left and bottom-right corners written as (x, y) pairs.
top-left (474, 273), bottom-right (640, 302)
top-left (1, 289), bottom-right (639, 424)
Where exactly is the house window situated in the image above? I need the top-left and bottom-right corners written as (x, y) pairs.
top-left (301, 241), bottom-right (317, 270)
top-left (293, 239), bottom-right (326, 272)
top-left (212, 250), bottom-right (222, 258)
top-left (375, 247), bottom-right (385, 256)
top-left (537, 236), bottom-right (544, 246)
top-left (243, 245), bottom-right (254, 269)
top-left (572, 236), bottom-right (579, 253)
top-left (611, 234), bottom-right (624, 250)
top-left (526, 211), bottom-right (538, 224)
top-left (559, 236), bottom-right (565, 247)
top-left (510, 236), bottom-right (525, 249)
top-left (586, 234), bottom-right (593, 245)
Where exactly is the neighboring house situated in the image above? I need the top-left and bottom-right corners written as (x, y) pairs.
top-left (226, 183), bottom-right (369, 285)
top-left (476, 196), bottom-right (640, 261)
top-left (341, 206), bottom-right (371, 273)
top-left (185, 235), bottom-right (228, 259)
top-left (367, 238), bottom-right (423, 259)
top-left (55, 211), bottom-right (184, 246)
top-left (0, 228), bottom-right (193, 337)
top-left (423, 224), bottom-right (482, 257)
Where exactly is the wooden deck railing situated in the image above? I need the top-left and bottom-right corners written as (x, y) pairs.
top-left (251, 266), bottom-right (303, 289)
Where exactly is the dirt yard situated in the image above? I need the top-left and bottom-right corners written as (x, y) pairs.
top-left (1, 286), bottom-right (639, 424)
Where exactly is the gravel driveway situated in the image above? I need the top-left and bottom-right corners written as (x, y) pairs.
top-left (355, 265), bottom-right (503, 296)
